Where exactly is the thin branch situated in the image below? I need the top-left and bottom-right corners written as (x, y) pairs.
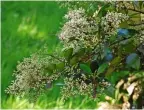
top-left (109, 36), bottom-right (133, 47)
top-left (92, 75), bottom-right (97, 98)
top-left (127, 8), bottom-right (144, 14)
top-left (120, 2), bottom-right (144, 14)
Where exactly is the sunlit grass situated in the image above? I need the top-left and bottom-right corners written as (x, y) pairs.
top-left (2, 95), bottom-right (99, 109)
top-left (2, 96), bottom-right (38, 109)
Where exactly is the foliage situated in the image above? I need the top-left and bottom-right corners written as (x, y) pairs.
top-left (5, 1), bottom-right (144, 109)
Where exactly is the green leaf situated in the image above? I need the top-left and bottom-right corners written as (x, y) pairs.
top-left (80, 63), bottom-right (92, 74)
top-left (74, 48), bottom-right (85, 57)
top-left (56, 62), bottom-right (65, 72)
top-left (97, 3), bottom-right (110, 17)
top-left (111, 56), bottom-right (121, 65)
top-left (106, 71), bottom-right (130, 84)
top-left (119, 21), bottom-right (129, 28)
top-left (45, 63), bottom-right (56, 73)
top-left (105, 67), bottom-right (115, 77)
top-left (126, 53), bottom-right (140, 70)
top-left (120, 41), bottom-right (136, 54)
top-left (135, 58), bottom-right (140, 70)
top-left (97, 63), bottom-right (108, 74)
top-left (63, 48), bottom-right (73, 60)
top-left (109, 35), bottom-right (117, 43)
top-left (129, 12), bottom-right (141, 23)
top-left (128, 29), bottom-right (139, 36)
top-left (104, 86), bottom-right (115, 98)
top-left (70, 56), bottom-right (79, 65)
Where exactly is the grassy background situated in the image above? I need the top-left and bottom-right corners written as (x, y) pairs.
top-left (1, 1), bottom-right (98, 109)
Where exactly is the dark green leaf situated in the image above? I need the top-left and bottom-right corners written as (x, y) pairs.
top-left (80, 63), bottom-right (92, 74)
top-left (120, 41), bottom-right (135, 54)
top-left (107, 71), bottom-right (130, 84)
top-left (63, 48), bottom-right (73, 60)
top-left (104, 86), bottom-right (115, 98)
top-left (97, 3), bottom-right (110, 17)
top-left (74, 48), bottom-right (85, 57)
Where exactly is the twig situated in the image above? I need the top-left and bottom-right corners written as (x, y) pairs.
top-left (109, 36), bottom-right (133, 47)
top-left (127, 8), bottom-right (144, 14)
top-left (92, 76), bottom-right (97, 98)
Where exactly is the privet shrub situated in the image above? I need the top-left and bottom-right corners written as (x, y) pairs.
top-left (6, 1), bottom-right (144, 109)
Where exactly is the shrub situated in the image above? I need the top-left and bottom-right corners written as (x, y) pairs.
top-left (6, 1), bottom-right (144, 109)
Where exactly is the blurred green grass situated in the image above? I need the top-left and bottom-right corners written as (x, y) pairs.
top-left (1, 1), bottom-right (66, 108)
top-left (1, 1), bottom-right (98, 109)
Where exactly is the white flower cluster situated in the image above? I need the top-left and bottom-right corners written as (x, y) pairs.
top-left (5, 50), bottom-right (64, 99)
top-left (5, 55), bottom-right (45, 95)
top-left (59, 8), bottom-right (98, 48)
top-left (60, 65), bottom-right (94, 99)
top-left (115, 1), bottom-right (134, 10)
top-left (101, 11), bottom-right (129, 36)
top-left (61, 77), bottom-right (93, 100)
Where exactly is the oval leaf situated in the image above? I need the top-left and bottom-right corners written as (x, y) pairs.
top-left (70, 56), bottom-right (79, 65)
top-left (63, 48), bottom-right (73, 60)
top-left (45, 63), bottom-right (56, 74)
top-left (56, 62), bottom-right (65, 72)
top-left (80, 63), bottom-right (92, 74)
top-left (97, 3), bottom-right (110, 17)
top-left (97, 63), bottom-right (108, 74)
top-left (74, 48), bottom-right (85, 57)
top-left (126, 53), bottom-right (140, 70)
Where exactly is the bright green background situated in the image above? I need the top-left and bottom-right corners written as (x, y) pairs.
top-left (1, 1), bottom-right (65, 108)
top-left (1, 1), bottom-right (98, 109)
